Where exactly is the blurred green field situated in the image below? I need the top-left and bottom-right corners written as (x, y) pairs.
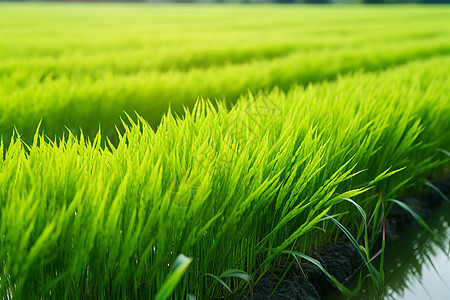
top-left (1, 4), bottom-right (449, 141)
top-left (0, 3), bottom-right (449, 299)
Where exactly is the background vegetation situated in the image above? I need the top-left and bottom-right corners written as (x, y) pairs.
top-left (1, 4), bottom-right (449, 144)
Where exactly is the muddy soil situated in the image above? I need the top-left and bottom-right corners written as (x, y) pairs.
top-left (237, 178), bottom-right (450, 300)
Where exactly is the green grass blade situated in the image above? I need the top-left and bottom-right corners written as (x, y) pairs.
top-left (154, 255), bottom-right (192, 300)
top-left (387, 198), bottom-right (437, 238)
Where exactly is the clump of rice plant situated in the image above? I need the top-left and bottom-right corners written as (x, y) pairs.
top-left (0, 56), bottom-right (449, 298)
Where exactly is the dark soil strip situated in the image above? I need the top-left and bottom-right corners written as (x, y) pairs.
top-left (237, 178), bottom-right (450, 300)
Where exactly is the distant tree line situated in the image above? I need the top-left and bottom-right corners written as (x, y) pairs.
top-left (293, 0), bottom-right (450, 3)
top-left (360, 0), bottom-right (449, 3)
top-left (239, 0), bottom-right (450, 4)
top-left (4, 0), bottom-right (450, 3)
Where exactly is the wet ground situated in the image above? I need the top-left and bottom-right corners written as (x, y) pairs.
top-left (326, 201), bottom-right (450, 300)
top-left (240, 178), bottom-right (450, 299)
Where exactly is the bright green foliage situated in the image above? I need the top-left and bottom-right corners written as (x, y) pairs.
top-left (0, 4), bottom-right (450, 143)
top-left (1, 3), bottom-right (449, 299)
top-left (0, 55), bottom-right (449, 298)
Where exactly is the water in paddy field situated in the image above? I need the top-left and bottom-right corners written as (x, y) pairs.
top-left (326, 202), bottom-right (450, 300)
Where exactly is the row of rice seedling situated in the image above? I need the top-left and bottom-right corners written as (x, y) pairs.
top-left (2, 31), bottom-right (438, 78)
top-left (1, 20), bottom-right (446, 77)
top-left (1, 56), bottom-right (448, 299)
top-left (2, 38), bottom-right (449, 146)
top-left (1, 4), bottom-right (449, 144)
top-left (2, 4), bottom-right (447, 61)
